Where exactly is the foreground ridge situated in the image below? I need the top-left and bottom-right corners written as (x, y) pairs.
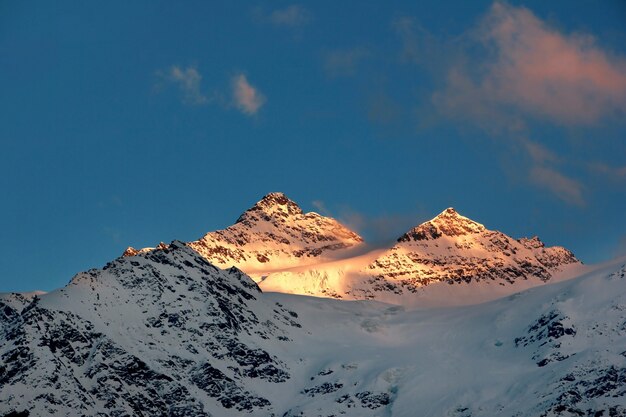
top-left (1, 243), bottom-right (624, 415)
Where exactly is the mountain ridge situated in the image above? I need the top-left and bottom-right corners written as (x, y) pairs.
top-left (121, 193), bottom-right (581, 306)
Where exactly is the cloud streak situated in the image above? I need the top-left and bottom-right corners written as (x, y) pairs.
top-left (232, 74), bottom-right (266, 115)
top-left (433, 2), bottom-right (626, 126)
top-left (517, 138), bottom-right (586, 206)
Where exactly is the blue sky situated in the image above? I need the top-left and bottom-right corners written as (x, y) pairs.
top-left (1, 1), bottom-right (625, 292)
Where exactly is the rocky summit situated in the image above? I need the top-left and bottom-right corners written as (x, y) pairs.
top-left (125, 192), bottom-right (364, 275)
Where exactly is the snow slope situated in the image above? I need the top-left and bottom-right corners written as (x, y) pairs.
top-left (1, 244), bottom-right (625, 416)
top-left (267, 257), bottom-right (626, 416)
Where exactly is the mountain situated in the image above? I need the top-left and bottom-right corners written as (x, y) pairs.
top-left (123, 194), bottom-right (581, 306)
top-left (124, 192), bottom-right (364, 276)
top-left (1, 241), bottom-right (625, 416)
top-left (259, 207), bottom-right (582, 306)
top-left (0, 242), bottom-right (301, 416)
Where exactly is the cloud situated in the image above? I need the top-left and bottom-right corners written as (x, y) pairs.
top-left (433, 2), bottom-right (626, 126)
top-left (311, 200), bottom-right (331, 216)
top-left (417, 2), bottom-right (626, 206)
top-left (337, 207), bottom-right (427, 247)
top-left (162, 65), bottom-right (209, 105)
top-left (521, 139), bottom-right (585, 205)
top-left (323, 47), bottom-right (371, 77)
top-left (267, 5), bottom-right (312, 27)
top-left (309, 201), bottom-right (424, 247)
top-left (232, 74), bottom-right (266, 115)
top-left (529, 166), bottom-right (585, 206)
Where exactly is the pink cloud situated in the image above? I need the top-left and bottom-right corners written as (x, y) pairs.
top-left (434, 2), bottom-right (626, 126)
top-left (232, 74), bottom-right (266, 115)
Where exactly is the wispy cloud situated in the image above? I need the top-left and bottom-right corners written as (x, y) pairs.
top-left (160, 65), bottom-right (209, 105)
top-left (522, 139), bottom-right (558, 165)
top-left (269, 5), bottom-right (312, 27)
top-left (310, 200), bottom-right (424, 246)
top-left (311, 200), bottom-right (331, 216)
top-left (433, 2), bottom-right (626, 126)
top-left (337, 207), bottom-right (427, 247)
top-left (232, 74), bottom-right (266, 115)
top-left (323, 47), bottom-right (371, 77)
top-left (518, 138), bottom-right (586, 206)
top-left (529, 166), bottom-right (585, 206)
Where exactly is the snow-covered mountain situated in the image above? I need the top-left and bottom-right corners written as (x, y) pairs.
top-left (5, 192), bottom-right (619, 416)
top-left (123, 194), bottom-right (581, 306)
top-left (124, 192), bottom-right (364, 275)
top-left (260, 207), bottom-right (582, 306)
top-left (1, 242), bottom-right (302, 416)
top-left (1, 241), bottom-right (625, 416)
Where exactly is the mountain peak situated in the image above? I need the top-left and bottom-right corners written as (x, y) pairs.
top-left (431, 207), bottom-right (462, 221)
top-left (237, 192), bottom-right (303, 223)
top-left (440, 207), bottom-right (458, 215)
top-left (399, 207), bottom-right (486, 242)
